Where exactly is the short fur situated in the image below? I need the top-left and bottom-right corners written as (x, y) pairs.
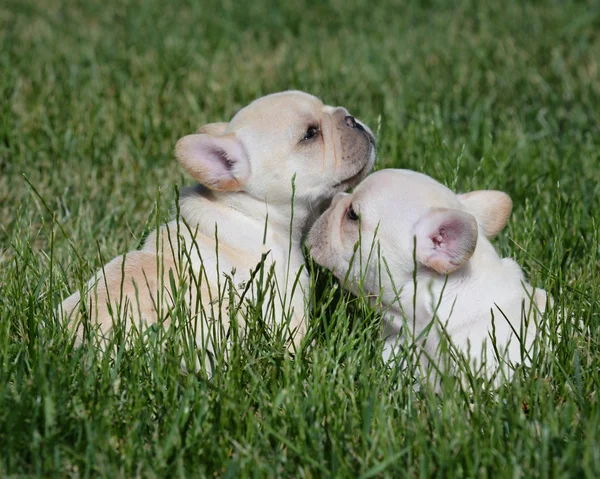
top-left (307, 169), bottom-right (549, 381)
top-left (61, 91), bottom-right (376, 352)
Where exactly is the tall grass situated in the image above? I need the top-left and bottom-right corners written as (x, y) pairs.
top-left (1, 0), bottom-right (600, 476)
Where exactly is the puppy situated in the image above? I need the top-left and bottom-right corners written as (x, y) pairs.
top-left (307, 169), bottom-right (549, 381)
top-left (61, 91), bottom-right (375, 353)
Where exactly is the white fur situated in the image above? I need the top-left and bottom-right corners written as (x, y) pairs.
top-left (307, 169), bottom-right (549, 382)
top-left (60, 91), bottom-right (376, 354)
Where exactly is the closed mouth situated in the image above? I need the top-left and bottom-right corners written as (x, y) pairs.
top-left (334, 135), bottom-right (375, 188)
top-left (334, 161), bottom-right (368, 189)
top-left (357, 121), bottom-right (376, 147)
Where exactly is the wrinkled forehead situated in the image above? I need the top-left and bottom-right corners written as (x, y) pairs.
top-left (228, 91), bottom-right (325, 130)
top-left (353, 170), bottom-right (462, 215)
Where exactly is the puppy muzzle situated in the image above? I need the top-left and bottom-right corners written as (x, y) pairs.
top-left (349, 116), bottom-right (376, 147)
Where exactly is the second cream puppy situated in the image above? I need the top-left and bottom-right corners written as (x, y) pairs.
top-left (61, 91), bottom-right (375, 352)
top-left (307, 169), bottom-right (549, 380)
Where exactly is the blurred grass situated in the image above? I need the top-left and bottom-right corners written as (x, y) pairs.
top-left (1, 0), bottom-right (600, 476)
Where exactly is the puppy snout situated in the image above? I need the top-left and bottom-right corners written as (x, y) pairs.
top-left (345, 115), bottom-right (361, 129)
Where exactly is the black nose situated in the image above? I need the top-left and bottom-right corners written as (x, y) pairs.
top-left (345, 115), bottom-right (364, 131)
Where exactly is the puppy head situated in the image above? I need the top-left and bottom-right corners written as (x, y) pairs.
top-left (307, 169), bottom-right (512, 295)
top-left (175, 91), bottom-right (375, 210)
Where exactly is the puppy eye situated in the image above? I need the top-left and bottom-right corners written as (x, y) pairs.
top-left (347, 204), bottom-right (359, 221)
top-left (303, 125), bottom-right (319, 140)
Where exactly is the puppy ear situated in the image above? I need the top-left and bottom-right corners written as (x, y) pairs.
top-left (175, 133), bottom-right (250, 191)
top-left (197, 122), bottom-right (228, 135)
top-left (414, 208), bottom-right (478, 275)
top-left (459, 190), bottom-right (512, 238)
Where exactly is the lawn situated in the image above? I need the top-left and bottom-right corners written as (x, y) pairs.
top-left (1, 0), bottom-right (600, 476)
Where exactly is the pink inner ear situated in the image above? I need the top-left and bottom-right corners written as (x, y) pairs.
top-left (415, 208), bottom-right (478, 274)
top-left (432, 224), bottom-right (461, 249)
top-left (211, 147), bottom-right (235, 170)
top-left (175, 134), bottom-right (250, 191)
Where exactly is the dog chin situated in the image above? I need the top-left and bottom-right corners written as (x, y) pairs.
top-left (334, 157), bottom-right (372, 191)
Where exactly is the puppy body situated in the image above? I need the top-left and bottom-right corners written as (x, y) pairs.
top-left (377, 233), bottom-right (546, 378)
top-left (308, 169), bottom-right (548, 379)
top-left (61, 91), bottom-right (375, 350)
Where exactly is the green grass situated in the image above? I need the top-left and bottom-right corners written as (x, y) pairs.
top-left (2, 0), bottom-right (600, 476)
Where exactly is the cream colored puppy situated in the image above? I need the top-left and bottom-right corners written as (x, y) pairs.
top-left (307, 169), bottom-right (549, 380)
top-left (61, 91), bottom-right (375, 351)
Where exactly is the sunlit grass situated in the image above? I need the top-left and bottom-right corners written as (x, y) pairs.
top-left (1, 0), bottom-right (600, 476)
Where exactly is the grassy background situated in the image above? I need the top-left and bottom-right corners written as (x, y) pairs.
top-left (2, 0), bottom-right (600, 476)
